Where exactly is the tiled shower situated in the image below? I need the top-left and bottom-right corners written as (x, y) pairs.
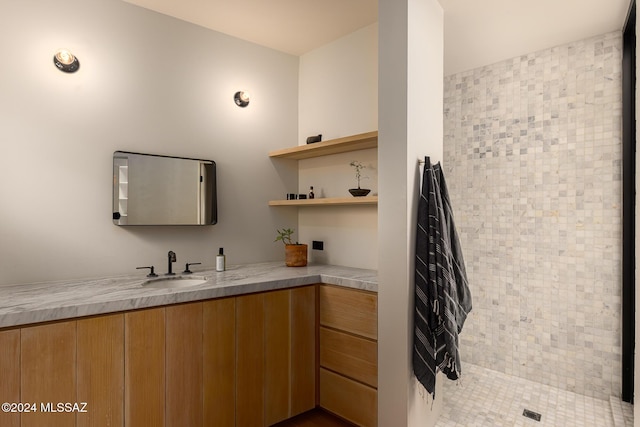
top-left (443, 31), bottom-right (623, 400)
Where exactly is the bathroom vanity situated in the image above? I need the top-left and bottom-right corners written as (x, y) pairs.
top-left (0, 263), bottom-right (377, 427)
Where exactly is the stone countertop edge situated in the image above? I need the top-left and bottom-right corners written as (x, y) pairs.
top-left (0, 262), bottom-right (378, 329)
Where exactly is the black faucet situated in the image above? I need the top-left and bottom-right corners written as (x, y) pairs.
top-left (166, 250), bottom-right (176, 275)
top-left (183, 262), bottom-right (201, 274)
top-left (136, 266), bottom-right (158, 277)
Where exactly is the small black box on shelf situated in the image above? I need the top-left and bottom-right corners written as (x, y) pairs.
top-left (306, 134), bottom-right (322, 144)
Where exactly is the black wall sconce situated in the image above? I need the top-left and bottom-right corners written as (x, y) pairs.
top-left (53, 49), bottom-right (80, 73)
top-left (234, 91), bottom-right (250, 107)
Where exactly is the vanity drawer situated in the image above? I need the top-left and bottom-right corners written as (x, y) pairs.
top-left (320, 326), bottom-right (377, 388)
top-left (319, 285), bottom-right (377, 340)
top-left (320, 368), bottom-right (377, 427)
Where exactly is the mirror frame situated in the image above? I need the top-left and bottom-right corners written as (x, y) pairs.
top-left (112, 151), bottom-right (217, 226)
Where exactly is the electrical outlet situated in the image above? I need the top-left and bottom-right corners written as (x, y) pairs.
top-left (312, 240), bottom-right (324, 250)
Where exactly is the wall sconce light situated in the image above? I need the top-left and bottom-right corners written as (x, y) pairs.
top-left (234, 91), bottom-right (250, 107)
top-left (53, 49), bottom-right (80, 73)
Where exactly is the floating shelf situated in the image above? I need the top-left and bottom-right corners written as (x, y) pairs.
top-left (268, 196), bottom-right (378, 207)
top-left (269, 131), bottom-right (378, 160)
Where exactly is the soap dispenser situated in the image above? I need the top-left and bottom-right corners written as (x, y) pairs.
top-left (216, 248), bottom-right (226, 272)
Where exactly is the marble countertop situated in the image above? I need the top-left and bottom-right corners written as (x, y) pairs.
top-left (0, 262), bottom-right (377, 329)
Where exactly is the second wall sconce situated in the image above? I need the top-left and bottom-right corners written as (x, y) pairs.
top-left (234, 91), bottom-right (250, 107)
top-left (53, 49), bottom-right (80, 73)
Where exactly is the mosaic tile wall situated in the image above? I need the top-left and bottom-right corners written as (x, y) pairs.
top-left (443, 32), bottom-right (623, 399)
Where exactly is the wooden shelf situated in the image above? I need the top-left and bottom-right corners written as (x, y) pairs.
top-left (268, 196), bottom-right (378, 207)
top-left (269, 131), bottom-right (378, 160)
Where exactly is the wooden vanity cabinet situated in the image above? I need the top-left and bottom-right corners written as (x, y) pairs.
top-left (318, 284), bottom-right (378, 427)
top-left (0, 283), bottom-right (381, 426)
top-left (0, 285), bottom-right (316, 427)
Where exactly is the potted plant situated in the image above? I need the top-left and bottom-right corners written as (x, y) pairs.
top-left (349, 161), bottom-right (371, 197)
top-left (275, 228), bottom-right (308, 267)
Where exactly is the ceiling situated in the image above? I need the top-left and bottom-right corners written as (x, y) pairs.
top-left (123, 0), bottom-right (631, 75)
top-left (121, 0), bottom-right (377, 57)
top-left (439, 0), bottom-right (631, 75)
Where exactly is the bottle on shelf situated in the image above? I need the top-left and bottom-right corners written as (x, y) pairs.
top-left (309, 186), bottom-right (315, 199)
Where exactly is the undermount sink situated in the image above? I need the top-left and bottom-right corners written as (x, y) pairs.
top-left (142, 275), bottom-right (208, 288)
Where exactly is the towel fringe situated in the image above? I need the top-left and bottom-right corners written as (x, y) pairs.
top-left (415, 376), bottom-right (435, 407)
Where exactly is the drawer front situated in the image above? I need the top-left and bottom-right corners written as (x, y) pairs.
top-left (319, 285), bottom-right (377, 340)
top-left (320, 368), bottom-right (377, 427)
top-left (320, 327), bottom-right (377, 388)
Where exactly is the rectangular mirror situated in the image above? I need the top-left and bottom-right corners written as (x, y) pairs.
top-left (113, 151), bottom-right (217, 225)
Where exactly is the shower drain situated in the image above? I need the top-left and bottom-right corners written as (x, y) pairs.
top-left (523, 409), bottom-right (542, 422)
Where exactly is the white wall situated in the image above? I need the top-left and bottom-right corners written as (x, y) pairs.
top-left (0, 0), bottom-right (298, 285)
top-left (298, 24), bottom-right (378, 144)
top-left (406, 0), bottom-right (445, 423)
top-left (297, 24), bottom-right (379, 269)
top-left (378, 0), bottom-right (444, 425)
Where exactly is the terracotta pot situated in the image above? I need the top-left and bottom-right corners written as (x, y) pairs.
top-left (285, 244), bottom-right (308, 267)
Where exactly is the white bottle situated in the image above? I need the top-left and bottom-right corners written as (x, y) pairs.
top-left (216, 247), bottom-right (226, 272)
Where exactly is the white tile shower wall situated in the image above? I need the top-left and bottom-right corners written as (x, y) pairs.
top-left (443, 32), bottom-right (623, 399)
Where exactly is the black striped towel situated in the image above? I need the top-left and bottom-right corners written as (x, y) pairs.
top-left (413, 156), bottom-right (472, 398)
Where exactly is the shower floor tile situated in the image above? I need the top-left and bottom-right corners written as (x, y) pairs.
top-left (436, 364), bottom-right (632, 427)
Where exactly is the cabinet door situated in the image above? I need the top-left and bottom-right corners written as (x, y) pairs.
top-left (0, 329), bottom-right (20, 427)
top-left (236, 293), bottom-right (265, 427)
top-left (21, 321), bottom-right (77, 427)
top-left (125, 308), bottom-right (165, 427)
top-left (77, 314), bottom-right (125, 427)
top-left (265, 290), bottom-right (291, 425)
top-left (166, 303), bottom-right (203, 427)
top-left (203, 297), bottom-right (236, 427)
top-left (290, 285), bottom-right (317, 415)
